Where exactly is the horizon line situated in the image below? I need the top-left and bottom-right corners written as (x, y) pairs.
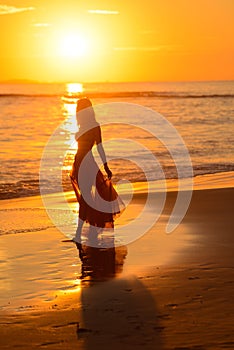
top-left (0, 79), bottom-right (234, 85)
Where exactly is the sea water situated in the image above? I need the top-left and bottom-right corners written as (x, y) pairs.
top-left (0, 81), bottom-right (233, 199)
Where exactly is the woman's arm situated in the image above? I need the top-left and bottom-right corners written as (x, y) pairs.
top-left (96, 127), bottom-right (112, 179)
top-left (75, 129), bottom-right (82, 141)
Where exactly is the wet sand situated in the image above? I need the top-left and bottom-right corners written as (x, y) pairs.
top-left (0, 174), bottom-right (234, 349)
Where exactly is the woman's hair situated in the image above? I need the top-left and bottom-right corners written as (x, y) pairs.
top-left (76, 97), bottom-right (92, 114)
top-left (76, 97), bottom-right (98, 129)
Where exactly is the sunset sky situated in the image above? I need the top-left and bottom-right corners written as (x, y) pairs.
top-left (0, 0), bottom-right (233, 82)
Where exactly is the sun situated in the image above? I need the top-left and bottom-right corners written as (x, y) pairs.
top-left (59, 33), bottom-right (89, 58)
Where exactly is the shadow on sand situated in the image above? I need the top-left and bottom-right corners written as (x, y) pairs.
top-left (74, 243), bottom-right (164, 350)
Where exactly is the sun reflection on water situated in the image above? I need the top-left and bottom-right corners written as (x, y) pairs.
top-left (63, 102), bottom-right (76, 116)
top-left (66, 83), bottom-right (83, 95)
top-left (61, 96), bottom-right (78, 185)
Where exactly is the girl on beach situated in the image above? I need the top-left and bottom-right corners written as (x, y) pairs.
top-left (70, 98), bottom-right (124, 246)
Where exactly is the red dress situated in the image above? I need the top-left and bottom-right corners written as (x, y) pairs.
top-left (70, 125), bottom-right (124, 228)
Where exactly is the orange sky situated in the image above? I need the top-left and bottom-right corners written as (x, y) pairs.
top-left (0, 0), bottom-right (233, 82)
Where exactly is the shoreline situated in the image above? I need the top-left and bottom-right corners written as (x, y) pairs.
top-left (0, 170), bottom-right (234, 202)
top-left (0, 174), bottom-right (234, 349)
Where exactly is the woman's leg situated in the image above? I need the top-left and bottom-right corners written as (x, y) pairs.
top-left (88, 224), bottom-right (98, 246)
top-left (73, 217), bottom-right (84, 243)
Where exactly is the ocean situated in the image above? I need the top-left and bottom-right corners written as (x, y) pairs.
top-left (0, 81), bottom-right (233, 200)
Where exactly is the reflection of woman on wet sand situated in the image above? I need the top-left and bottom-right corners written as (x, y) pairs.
top-left (70, 98), bottom-right (124, 246)
top-left (77, 244), bottom-right (128, 281)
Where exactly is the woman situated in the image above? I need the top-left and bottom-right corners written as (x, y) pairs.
top-left (70, 98), bottom-right (124, 245)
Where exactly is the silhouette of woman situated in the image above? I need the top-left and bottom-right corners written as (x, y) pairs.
top-left (70, 98), bottom-right (124, 246)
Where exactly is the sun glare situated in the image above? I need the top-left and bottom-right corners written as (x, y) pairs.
top-left (59, 33), bottom-right (89, 58)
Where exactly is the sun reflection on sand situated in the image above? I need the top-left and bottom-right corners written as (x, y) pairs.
top-left (0, 245), bottom-right (12, 293)
top-left (63, 279), bottom-right (82, 294)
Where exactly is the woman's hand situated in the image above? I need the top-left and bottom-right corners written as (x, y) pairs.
top-left (104, 163), bottom-right (112, 180)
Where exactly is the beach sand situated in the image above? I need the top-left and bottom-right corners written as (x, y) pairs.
top-left (0, 173), bottom-right (234, 349)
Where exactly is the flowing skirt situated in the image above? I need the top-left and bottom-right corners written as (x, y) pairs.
top-left (70, 153), bottom-right (124, 228)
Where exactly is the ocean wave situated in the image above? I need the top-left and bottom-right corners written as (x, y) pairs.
top-left (1, 167), bottom-right (234, 200)
top-left (0, 92), bottom-right (233, 99)
top-left (0, 207), bottom-right (55, 236)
